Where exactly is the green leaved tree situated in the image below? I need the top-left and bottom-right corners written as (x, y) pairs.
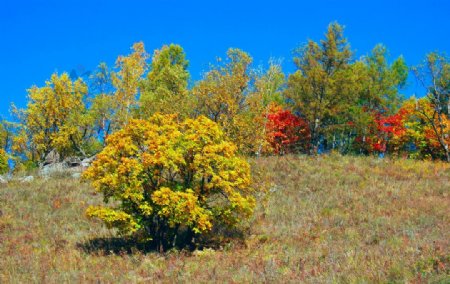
top-left (139, 44), bottom-right (191, 118)
top-left (286, 22), bottom-right (357, 153)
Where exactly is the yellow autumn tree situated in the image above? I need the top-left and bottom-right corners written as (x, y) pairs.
top-left (12, 73), bottom-right (94, 163)
top-left (83, 114), bottom-right (255, 251)
top-left (412, 52), bottom-right (450, 161)
top-left (193, 48), bottom-right (260, 154)
top-left (0, 149), bottom-right (7, 174)
top-left (111, 42), bottom-right (148, 128)
top-left (401, 98), bottom-right (450, 160)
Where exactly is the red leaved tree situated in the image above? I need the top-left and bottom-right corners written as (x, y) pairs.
top-left (357, 109), bottom-right (408, 155)
top-left (265, 104), bottom-right (310, 154)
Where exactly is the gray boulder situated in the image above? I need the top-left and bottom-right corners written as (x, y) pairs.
top-left (64, 157), bottom-right (82, 168)
top-left (43, 149), bottom-right (60, 166)
top-left (39, 154), bottom-right (95, 178)
top-left (20, 176), bottom-right (34, 183)
top-left (71, 172), bottom-right (82, 179)
top-left (0, 175), bottom-right (7, 184)
top-left (40, 163), bottom-right (67, 177)
top-left (81, 156), bottom-right (96, 168)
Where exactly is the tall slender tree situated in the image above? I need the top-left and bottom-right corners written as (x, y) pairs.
top-left (88, 63), bottom-right (116, 143)
top-left (286, 22), bottom-right (356, 153)
top-left (350, 45), bottom-right (408, 154)
top-left (111, 42), bottom-right (148, 127)
top-left (193, 48), bottom-right (254, 152)
top-left (247, 60), bottom-right (286, 154)
top-left (412, 52), bottom-right (450, 161)
top-left (139, 44), bottom-right (190, 118)
top-left (358, 44), bottom-right (408, 113)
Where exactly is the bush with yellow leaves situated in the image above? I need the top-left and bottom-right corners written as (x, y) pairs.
top-left (83, 114), bottom-right (255, 250)
top-left (0, 149), bottom-right (8, 174)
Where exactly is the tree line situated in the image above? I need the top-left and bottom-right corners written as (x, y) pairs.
top-left (1, 22), bottom-right (449, 174)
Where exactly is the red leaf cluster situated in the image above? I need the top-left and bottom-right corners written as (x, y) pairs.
top-left (265, 106), bottom-right (310, 154)
top-left (357, 109), bottom-right (409, 153)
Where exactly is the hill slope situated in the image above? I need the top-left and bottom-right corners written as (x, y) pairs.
top-left (1, 155), bottom-right (449, 282)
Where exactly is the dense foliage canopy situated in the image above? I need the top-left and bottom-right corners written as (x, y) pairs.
top-left (1, 21), bottom-right (449, 168)
top-left (83, 114), bottom-right (254, 250)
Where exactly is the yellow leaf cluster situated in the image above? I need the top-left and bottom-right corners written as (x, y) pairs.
top-left (111, 42), bottom-right (148, 127)
top-left (14, 73), bottom-right (89, 161)
top-left (86, 206), bottom-right (139, 235)
top-left (0, 149), bottom-right (8, 174)
top-left (83, 113), bottom-right (254, 239)
top-left (152, 187), bottom-right (212, 233)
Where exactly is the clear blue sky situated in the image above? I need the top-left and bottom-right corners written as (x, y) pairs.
top-left (1, 0), bottom-right (449, 119)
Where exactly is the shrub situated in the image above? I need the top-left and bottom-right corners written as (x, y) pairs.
top-left (0, 149), bottom-right (8, 174)
top-left (83, 114), bottom-right (255, 250)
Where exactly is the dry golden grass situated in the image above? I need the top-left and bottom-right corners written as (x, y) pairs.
top-left (0, 155), bottom-right (449, 283)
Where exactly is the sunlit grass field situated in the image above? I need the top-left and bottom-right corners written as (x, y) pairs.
top-left (1, 155), bottom-right (449, 283)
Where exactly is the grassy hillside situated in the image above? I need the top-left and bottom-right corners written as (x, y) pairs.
top-left (1, 155), bottom-right (449, 283)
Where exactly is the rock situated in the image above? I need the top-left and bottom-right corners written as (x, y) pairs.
top-left (40, 163), bottom-right (66, 177)
top-left (71, 172), bottom-right (82, 179)
top-left (0, 175), bottom-right (7, 184)
top-left (39, 155), bottom-right (95, 177)
top-left (81, 156), bottom-right (96, 168)
top-left (20, 176), bottom-right (34, 183)
top-left (44, 149), bottom-right (60, 166)
top-left (64, 157), bottom-right (81, 167)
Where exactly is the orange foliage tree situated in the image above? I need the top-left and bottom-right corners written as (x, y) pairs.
top-left (360, 109), bottom-right (408, 155)
top-left (412, 52), bottom-right (450, 161)
top-left (400, 98), bottom-right (450, 160)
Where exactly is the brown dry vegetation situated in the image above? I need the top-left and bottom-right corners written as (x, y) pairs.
top-left (0, 155), bottom-right (449, 283)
